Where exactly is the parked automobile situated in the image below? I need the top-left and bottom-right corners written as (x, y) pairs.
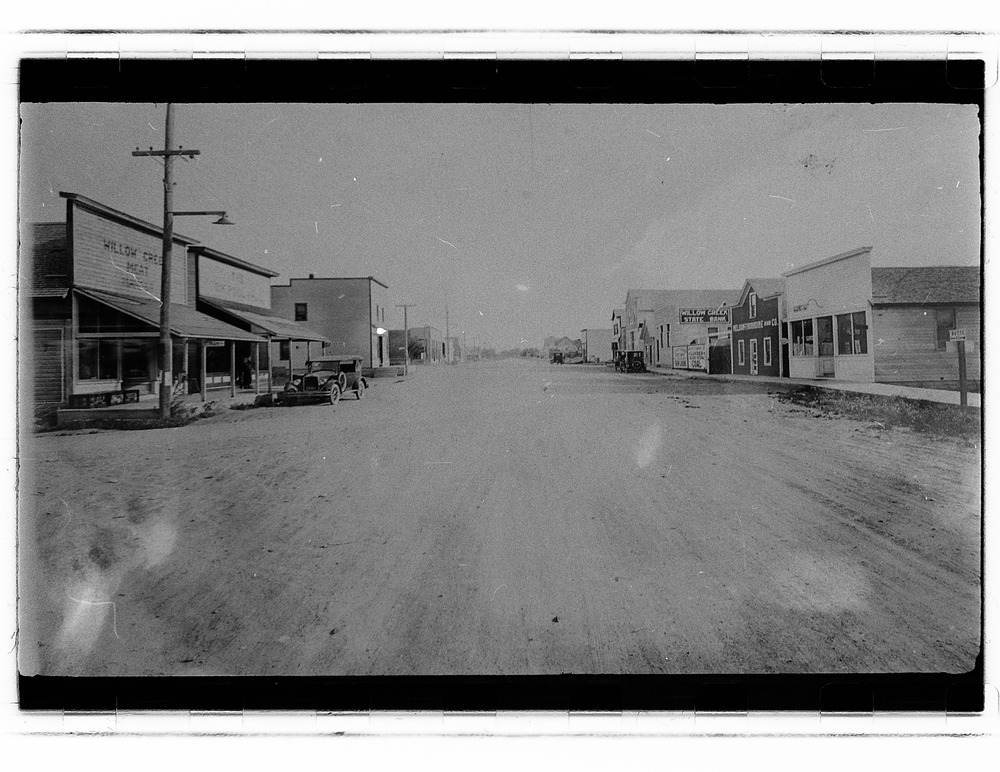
top-left (551, 352), bottom-right (564, 364)
top-left (617, 350), bottom-right (646, 373)
top-left (278, 355), bottom-right (367, 406)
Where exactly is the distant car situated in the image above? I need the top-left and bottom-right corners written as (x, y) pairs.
top-left (279, 355), bottom-right (368, 406)
top-left (551, 352), bottom-right (564, 364)
top-left (616, 350), bottom-right (646, 373)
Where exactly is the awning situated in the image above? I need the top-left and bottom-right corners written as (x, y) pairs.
top-left (200, 297), bottom-right (329, 342)
top-left (76, 288), bottom-right (266, 342)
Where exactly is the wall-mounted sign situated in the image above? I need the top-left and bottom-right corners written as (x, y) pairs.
top-left (732, 317), bottom-right (779, 333)
top-left (72, 206), bottom-right (188, 304)
top-left (200, 257), bottom-right (272, 309)
top-left (948, 328), bottom-right (967, 342)
top-left (672, 346), bottom-right (688, 369)
top-left (679, 308), bottom-right (730, 324)
top-left (687, 344), bottom-right (708, 371)
top-left (204, 340), bottom-right (226, 347)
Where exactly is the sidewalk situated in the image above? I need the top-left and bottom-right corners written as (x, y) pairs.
top-left (647, 365), bottom-right (982, 408)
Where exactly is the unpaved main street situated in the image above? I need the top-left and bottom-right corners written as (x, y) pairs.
top-left (19, 360), bottom-right (981, 676)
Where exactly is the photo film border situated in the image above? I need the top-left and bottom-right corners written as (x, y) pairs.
top-left (16, 670), bottom-right (986, 714)
top-left (14, 51), bottom-right (988, 717)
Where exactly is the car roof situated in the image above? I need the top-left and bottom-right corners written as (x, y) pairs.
top-left (307, 355), bottom-right (363, 363)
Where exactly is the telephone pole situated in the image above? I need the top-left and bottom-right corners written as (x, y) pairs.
top-left (396, 304), bottom-right (416, 376)
top-left (445, 305), bottom-right (450, 364)
top-left (133, 104), bottom-right (199, 419)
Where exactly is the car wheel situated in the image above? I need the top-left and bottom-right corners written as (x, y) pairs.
top-left (329, 385), bottom-right (341, 404)
top-left (337, 373), bottom-right (348, 392)
top-left (355, 380), bottom-right (365, 399)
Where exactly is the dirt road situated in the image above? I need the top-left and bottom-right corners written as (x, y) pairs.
top-left (19, 359), bottom-right (981, 676)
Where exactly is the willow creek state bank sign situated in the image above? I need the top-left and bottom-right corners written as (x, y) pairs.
top-left (72, 205), bottom-right (189, 304)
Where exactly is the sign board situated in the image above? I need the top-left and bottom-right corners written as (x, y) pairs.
top-left (199, 256), bottom-right (273, 310)
top-left (680, 308), bottom-right (730, 324)
top-left (672, 346), bottom-right (688, 369)
top-left (204, 340), bottom-right (226, 347)
top-left (71, 205), bottom-right (188, 305)
top-left (948, 328), bottom-right (967, 342)
top-left (687, 344), bottom-right (708, 371)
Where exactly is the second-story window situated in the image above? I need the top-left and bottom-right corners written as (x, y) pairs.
top-left (749, 292), bottom-right (758, 319)
top-left (294, 303), bottom-right (308, 322)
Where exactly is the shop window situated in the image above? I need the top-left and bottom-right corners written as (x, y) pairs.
top-left (836, 311), bottom-right (869, 355)
top-left (749, 292), bottom-right (758, 319)
top-left (935, 308), bottom-right (956, 350)
top-left (764, 337), bottom-right (772, 365)
top-left (78, 339), bottom-right (119, 380)
top-left (294, 303), bottom-right (308, 322)
top-left (279, 340), bottom-right (291, 360)
top-left (790, 319), bottom-right (814, 357)
top-left (738, 339), bottom-right (745, 365)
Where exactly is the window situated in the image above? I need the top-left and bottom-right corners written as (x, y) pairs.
top-left (836, 311), bottom-right (869, 355)
top-left (279, 340), bottom-right (290, 360)
top-left (294, 303), bottom-right (308, 322)
top-left (764, 337), bottom-right (772, 365)
top-left (935, 308), bottom-right (956, 351)
top-left (749, 292), bottom-right (758, 319)
top-left (665, 325), bottom-right (670, 348)
top-left (790, 319), bottom-right (814, 357)
top-left (659, 325), bottom-right (664, 348)
top-left (738, 339), bottom-right (745, 365)
top-left (78, 339), bottom-right (119, 380)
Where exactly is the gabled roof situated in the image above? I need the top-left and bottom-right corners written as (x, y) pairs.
top-left (871, 266), bottom-right (980, 305)
top-left (24, 222), bottom-right (70, 297)
top-left (200, 296), bottom-right (329, 342)
top-left (737, 277), bottom-right (785, 306)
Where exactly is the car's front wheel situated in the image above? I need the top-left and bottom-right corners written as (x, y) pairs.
top-left (328, 385), bottom-right (341, 404)
top-left (355, 380), bottom-right (365, 399)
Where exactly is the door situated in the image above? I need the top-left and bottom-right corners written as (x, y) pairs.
top-left (750, 338), bottom-right (759, 375)
top-left (816, 316), bottom-right (835, 377)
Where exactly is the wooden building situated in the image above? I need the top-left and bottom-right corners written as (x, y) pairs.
top-left (23, 193), bottom-right (269, 414)
top-left (784, 246), bottom-right (980, 390)
top-left (730, 278), bottom-right (785, 378)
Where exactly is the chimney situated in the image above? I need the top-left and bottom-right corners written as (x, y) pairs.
top-left (309, 273), bottom-right (315, 279)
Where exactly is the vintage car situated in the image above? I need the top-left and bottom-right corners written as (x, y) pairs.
top-left (279, 355), bottom-right (367, 406)
top-left (551, 352), bottom-right (564, 364)
top-left (617, 350), bottom-right (646, 373)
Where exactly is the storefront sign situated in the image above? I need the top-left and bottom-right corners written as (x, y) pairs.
top-left (948, 328), bottom-right (967, 342)
top-left (204, 340), bottom-right (226, 347)
top-left (679, 308), bottom-right (730, 324)
top-left (672, 346), bottom-right (688, 369)
top-left (71, 205), bottom-right (188, 304)
top-left (732, 316), bottom-right (779, 333)
top-left (199, 257), bottom-right (272, 309)
top-left (687, 344), bottom-right (708, 371)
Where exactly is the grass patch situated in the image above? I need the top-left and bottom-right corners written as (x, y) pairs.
top-left (775, 385), bottom-right (981, 440)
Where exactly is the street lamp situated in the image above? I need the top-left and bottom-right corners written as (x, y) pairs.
top-left (133, 103), bottom-right (233, 419)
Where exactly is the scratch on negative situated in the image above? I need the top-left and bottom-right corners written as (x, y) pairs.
top-left (769, 195), bottom-right (795, 203)
top-left (492, 584), bottom-right (507, 600)
top-left (68, 595), bottom-right (120, 638)
top-left (107, 258), bottom-right (162, 304)
top-left (863, 127), bottom-right (908, 132)
top-left (646, 129), bottom-right (661, 138)
top-left (57, 496), bottom-right (72, 527)
top-left (438, 237), bottom-right (458, 250)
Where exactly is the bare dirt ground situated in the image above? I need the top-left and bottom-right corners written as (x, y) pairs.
top-left (18, 359), bottom-right (981, 676)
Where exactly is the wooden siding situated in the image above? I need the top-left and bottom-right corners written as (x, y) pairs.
top-left (29, 327), bottom-right (66, 404)
top-left (872, 305), bottom-right (981, 386)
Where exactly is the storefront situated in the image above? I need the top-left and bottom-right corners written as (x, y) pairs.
top-left (730, 278), bottom-right (785, 378)
top-left (784, 247), bottom-right (875, 382)
top-left (24, 193), bottom-right (267, 412)
top-left (191, 246), bottom-right (329, 391)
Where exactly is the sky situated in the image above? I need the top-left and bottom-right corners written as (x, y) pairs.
top-left (19, 101), bottom-right (982, 350)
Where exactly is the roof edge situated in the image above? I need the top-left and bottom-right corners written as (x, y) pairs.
top-left (782, 246), bottom-right (873, 278)
top-left (60, 192), bottom-right (200, 246)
